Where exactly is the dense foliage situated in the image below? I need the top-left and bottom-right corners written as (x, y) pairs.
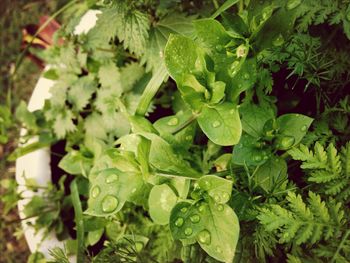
top-left (3, 0), bottom-right (350, 262)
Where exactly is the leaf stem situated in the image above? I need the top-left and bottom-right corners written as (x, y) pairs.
top-left (171, 114), bottom-right (198, 135)
top-left (70, 180), bottom-right (85, 263)
top-left (331, 229), bottom-right (350, 263)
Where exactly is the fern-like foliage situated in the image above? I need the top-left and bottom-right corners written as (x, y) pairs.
top-left (258, 191), bottom-right (345, 245)
top-left (289, 141), bottom-right (350, 200)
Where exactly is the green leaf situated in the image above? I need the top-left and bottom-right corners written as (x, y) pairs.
top-left (149, 184), bottom-right (178, 225)
top-left (15, 101), bottom-right (36, 130)
top-left (210, 0), bottom-right (240, 19)
top-left (239, 102), bottom-right (275, 138)
top-left (164, 34), bottom-right (202, 81)
top-left (277, 114), bottom-right (313, 148)
top-left (197, 102), bottom-right (242, 146)
top-left (86, 168), bottom-right (143, 217)
top-left (170, 200), bottom-right (239, 263)
top-left (194, 19), bottom-right (231, 50)
top-left (115, 5), bottom-right (150, 56)
top-left (254, 157), bottom-right (287, 193)
top-left (87, 229), bottom-right (104, 246)
top-left (142, 13), bottom-right (195, 72)
top-left (53, 110), bottom-right (76, 139)
top-left (98, 62), bottom-right (122, 92)
top-left (154, 109), bottom-right (193, 134)
top-left (58, 150), bottom-right (92, 176)
top-left (198, 175), bottom-right (233, 204)
top-left (68, 75), bottom-right (97, 111)
top-left (196, 200), bottom-right (239, 263)
top-left (229, 59), bottom-right (258, 100)
top-left (232, 134), bottom-right (272, 166)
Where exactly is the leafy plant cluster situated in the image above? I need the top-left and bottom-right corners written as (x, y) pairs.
top-left (3, 0), bottom-right (350, 262)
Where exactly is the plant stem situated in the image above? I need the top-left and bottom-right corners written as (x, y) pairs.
top-left (70, 179), bottom-right (85, 263)
top-left (172, 114), bottom-right (198, 135)
top-left (331, 229), bottom-right (350, 263)
top-left (136, 66), bottom-right (168, 116)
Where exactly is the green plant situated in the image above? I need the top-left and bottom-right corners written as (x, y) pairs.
top-left (6, 0), bottom-right (350, 262)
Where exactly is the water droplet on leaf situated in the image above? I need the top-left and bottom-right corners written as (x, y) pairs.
top-left (217, 204), bottom-right (224, 211)
top-left (190, 214), bottom-right (200, 223)
top-left (301, 125), bottom-right (308, 132)
top-left (184, 227), bottom-right (193, 236)
top-left (215, 44), bottom-right (223, 52)
top-left (273, 34), bottom-right (284, 46)
top-left (102, 195), bottom-right (119, 213)
top-left (243, 73), bottom-right (250, 80)
top-left (222, 192), bottom-right (230, 203)
top-left (212, 121), bottom-right (221, 128)
top-left (167, 117), bottom-right (179, 126)
top-left (91, 186), bottom-right (100, 198)
top-left (213, 194), bottom-right (221, 203)
top-left (281, 136), bottom-right (295, 149)
top-left (185, 135), bottom-right (192, 141)
top-left (198, 205), bottom-right (206, 212)
top-left (198, 230), bottom-right (211, 244)
top-left (175, 217), bottom-right (184, 227)
top-left (254, 155), bottom-right (262, 162)
top-left (106, 173), bottom-right (119, 184)
top-left (181, 207), bottom-right (188, 213)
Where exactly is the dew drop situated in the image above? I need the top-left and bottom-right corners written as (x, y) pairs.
top-left (198, 205), bottom-right (206, 212)
top-left (175, 217), bottom-right (184, 227)
top-left (217, 204), bottom-right (224, 211)
top-left (91, 186), bottom-right (101, 198)
top-left (213, 194), bottom-right (221, 203)
top-left (273, 34), bottom-right (284, 46)
top-left (301, 125), bottom-right (308, 132)
top-left (230, 109), bottom-right (235, 114)
top-left (181, 207), bottom-right (188, 213)
top-left (198, 230), bottom-right (211, 245)
top-left (222, 192), bottom-right (230, 203)
top-left (212, 121), bottom-right (221, 128)
top-left (203, 180), bottom-right (211, 188)
top-left (254, 155), bottom-right (262, 162)
top-left (190, 214), bottom-right (200, 223)
top-left (106, 173), bottom-right (119, 184)
top-left (281, 136), bottom-right (295, 149)
top-left (185, 135), bottom-right (192, 141)
top-left (184, 227), bottom-right (193, 236)
top-left (167, 117), bottom-right (179, 126)
top-left (216, 246), bottom-right (223, 253)
top-left (215, 44), bottom-right (223, 52)
top-left (102, 195), bottom-right (119, 213)
top-left (243, 73), bottom-right (250, 80)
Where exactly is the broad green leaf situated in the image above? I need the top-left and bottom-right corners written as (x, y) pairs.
top-left (196, 200), bottom-right (239, 263)
top-left (170, 200), bottom-right (239, 263)
top-left (149, 184), bottom-right (178, 225)
top-left (232, 134), bottom-right (272, 166)
top-left (144, 133), bottom-right (201, 178)
top-left (239, 102), bottom-right (275, 138)
top-left (58, 150), bottom-right (92, 176)
top-left (198, 102), bottom-right (242, 146)
top-left (164, 35), bottom-right (202, 81)
top-left (87, 229), bottom-right (104, 246)
top-left (85, 168), bottom-right (143, 217)
top-left (142, 13), bottom-right (195, 72)
top-left (229, 59), bottom-right (257, 100)
top-left (194, 19), bottom-right (231, 50)
top-left (277, 114), bottom-right (313, 148)
top-left (198, 175), bottom-right (233, 204)
top-left (154, 109), bottom-right (193, 134)
top-left (254, 157), bottom-right (287, 193)
top-left (170, 202), bottom-right (205, 240)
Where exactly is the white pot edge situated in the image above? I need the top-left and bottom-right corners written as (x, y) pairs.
top-left (15, 10), bottom-right (100, 261)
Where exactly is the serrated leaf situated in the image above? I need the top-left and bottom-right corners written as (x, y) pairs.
top-left (68, 75), bottom-right (97, 110)
top-left (53, 110), bottom-right (76, 139)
